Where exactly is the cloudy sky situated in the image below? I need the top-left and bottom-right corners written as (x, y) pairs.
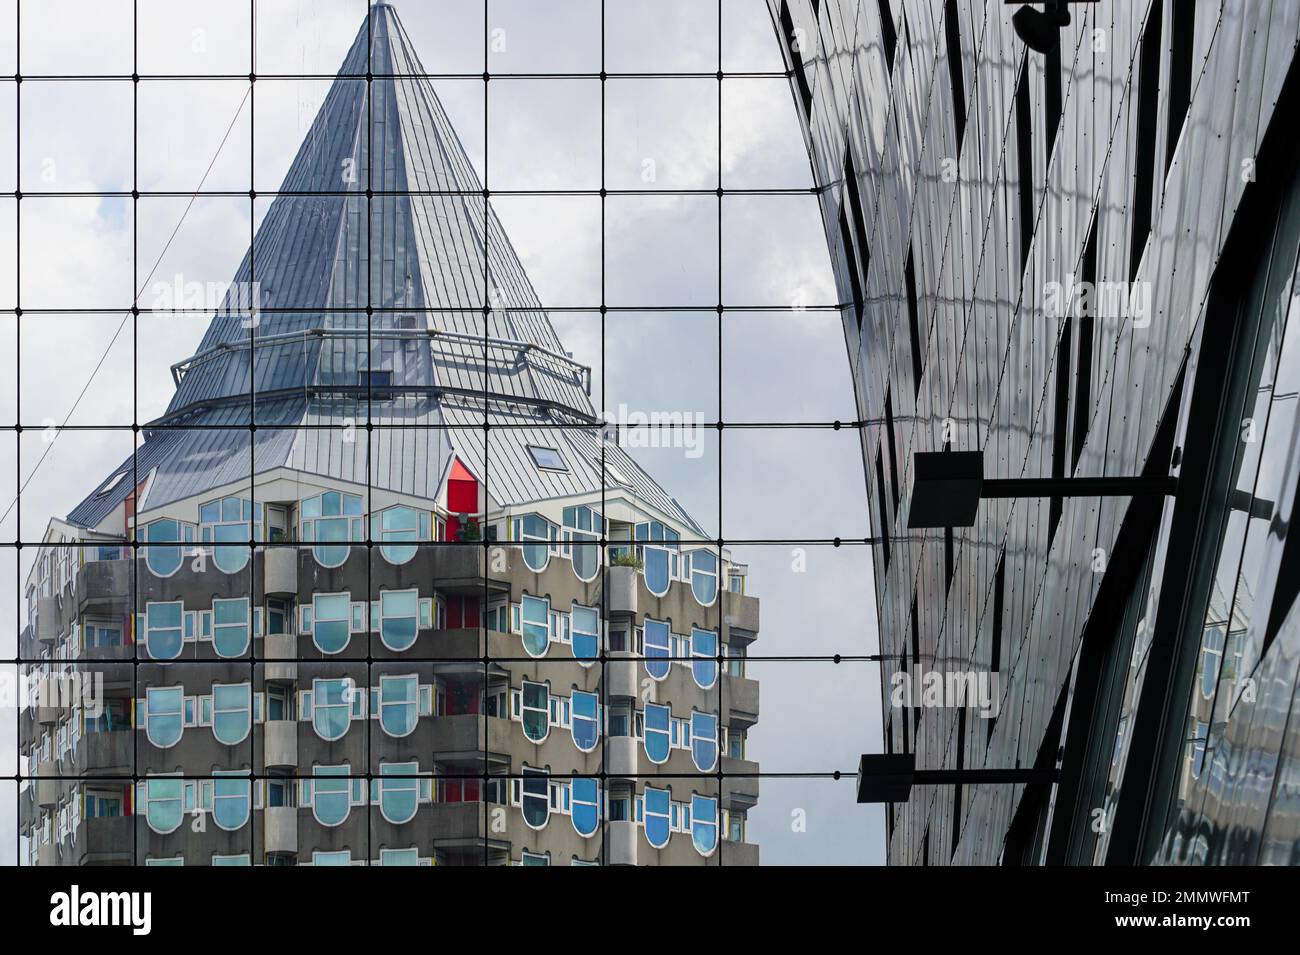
top-left (0, 0), bottom-right (884, 864)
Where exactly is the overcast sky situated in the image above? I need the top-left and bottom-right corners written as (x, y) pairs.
top-left (0, 0), bottom-right (883, 865)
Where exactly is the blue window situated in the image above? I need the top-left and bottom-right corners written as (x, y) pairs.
top-left (380, 848), bottom-right (421, 866)
top-left (643, 787), bottom-right (671, 849)
top-left (200, 497), bottom-right (259, 574)
top-left (145, 601), bottom-right (184, 660)
top-left (527, 445), bottom-right (567, 471)
top-left (212, 773), bottom-right (251, 831)
top-left (212, 854), bottom-right (251, 866)
top-left (571, 777), bottom-right (600, 838)
top-left (644, 618), bottom-right (671, 681)
top-left (312, 593), bottom-right (351, 654)
top-left (374, 505), bottom-right (427, 565)
top-left (378, 762), bottom-right (420, 824)
top-left (212, 683), bottom-right (252, 745)
top-left (691, 549), bottom-right (718, 605)
top-left (313, 850), bottom-right (351, 866)
top-left (312, 678), bottom-right (353, 741)
top-left (521, 767), bottom-right (549, 829)
top-left (691, 712), bottom-right (718, 771)
top-left (571, 691), bottom-right (600, 752)
top-left (378, 589), bottom-right (419, 651)
top-left (521, 594), bottom-right (549, 657)
top-left (691, 795), bottom-right (718, 856)
top-left (564, 504), bottom-right (601, 581)
top-left (379, 674), bottom-right (417, 737)
top-left (521, 680), bottom-right (549, 743)
top-left (300, 491), bottom-right (363, 568)
top-left (311, 766), bottom-right (352, 827)
top-left (144, 519), bottom-right (188, 578)
top-left (644, 703), bottom-right (671, 764)
top-left (520, 514), bottom-right (551, 572)
top-left (212, 598), bottom-right (250, 657)
top-left (571, 603), bottom-right (600, 663)
top-left (644, 547), bottom-right (670, 596)
top-left (145, 777), bottom-right (183, 834)
top-left (145, 686), bottom-right (183, 748)
top-left (691, 627), bottom-right (718, 689)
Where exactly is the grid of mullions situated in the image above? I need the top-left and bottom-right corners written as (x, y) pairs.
top-left (6, 0), bottom-right (879, 866)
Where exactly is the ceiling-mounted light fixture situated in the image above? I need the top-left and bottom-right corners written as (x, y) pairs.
top-left (1009, 0), bottom-right (1074, 55)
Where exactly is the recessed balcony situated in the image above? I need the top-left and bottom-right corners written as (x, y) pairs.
top-left (605, 820), bottom-right (638, 865)
top-left (264, 720), bottom-right (298, 769)
top-left (263, 547), bottom-right (299, 596)
top-left (263, 806), bottom-right (298, 856)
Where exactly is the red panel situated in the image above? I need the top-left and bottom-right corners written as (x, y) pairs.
top-left (447, 457), bottom-right (478, 514)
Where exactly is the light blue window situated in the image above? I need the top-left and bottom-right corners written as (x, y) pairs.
top-left (571, 691), bottom-right (600, 752)
top-left (521, 594), bottom-right (549, 657)
top-left (312, 678), bottom-right (353, 741)
top-left (380, 848), bottom-right (420, 866)
top-left (375, 505), bottom-right (423, 565)
top-left (691, 711), bottom-right (718, 772)
top-left (313, 593), bottom-right (351, 654)
top-left (520, 850), bottom-right (550, 866)
top-left (146, 686), bottom-right (183, 748)
top-left (644, 703), bottom-right (671, 764)
top-left (145, 856), bottom-right (184, 866)
top-left (1201, 625), bottom-right (1226, 699)
top-left (379, 674), bottom-right (417, 737)
top-left (521, 514), bottom-right (551, 572)
top-left (312, 766), bottom-right (351, 827)
top-left (200, 497), bottom-right (252, 574)
top-left (313, 850), bottom-right (351, 865)
top-left (379, 762), bottom-right (419, 824)
top-left (301, 491), bottom-right (363, 568)
top-left (521, 767), bottom-right (549, 829)
top-left (571, 604), bottom-right (600, 662)
top-left (691, 549), bottom-right (718, 605)
top-left (691, 627), bottom-right (718, 689)
top-left (145, 777), bottom-right (183, 834)
top-left (644, 617), bottom-right (671, 681)
top-left (212, 854), bottom-right (251, 866)
top-left (571, 777), bottom-right (600, 838)
top-left (643, 787), bottom-right (671, 849)
top-left (144, 519), bottom-right (185, 578)
top-left (212, 773), bottom-right (251, 831)
top-left (146, 601), bottom-right (184, 660)
top-left (379, 589), bottom-right (419, 651)
top-left (212, 598), bottom-right (250, 657)
top-left (691, 795), bottom-right (718, 856)
top-left (521, 681), bottom-right (549, 742)
top-left (564, 507), bottom-right (601, 582)
top-left (212, 683), bottom-right (252, 745)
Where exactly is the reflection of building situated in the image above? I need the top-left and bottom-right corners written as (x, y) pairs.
top-left (772, 0), bottom-right (1300, 864)
top-left (18, 3), bottom-right (760, 867)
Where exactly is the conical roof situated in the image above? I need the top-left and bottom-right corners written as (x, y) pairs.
top-left (67, 3), bottom-right (703, 536)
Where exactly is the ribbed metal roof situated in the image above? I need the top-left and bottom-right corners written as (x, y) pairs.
top-left (66, 3), bottom-right (697, 533)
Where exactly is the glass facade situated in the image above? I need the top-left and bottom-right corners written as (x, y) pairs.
top-left (771, 0), bottom-right (1300, 863)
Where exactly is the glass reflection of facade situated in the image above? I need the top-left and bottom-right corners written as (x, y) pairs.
top-left (17, 4), bottom-right (760, 867)
top-left (771, 0), bottom-right (1300, 864)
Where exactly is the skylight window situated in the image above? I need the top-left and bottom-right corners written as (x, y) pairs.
top-left (95, 471), bottom-right (127, 497)
top-left (527, 445), bottom-right (568, 472)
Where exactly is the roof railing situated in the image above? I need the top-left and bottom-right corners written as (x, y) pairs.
top-left (169, 326), bottom-right (591, 395)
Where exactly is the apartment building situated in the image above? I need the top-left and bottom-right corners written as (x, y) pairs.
top-left (18, 2), bottom-right (761, 867)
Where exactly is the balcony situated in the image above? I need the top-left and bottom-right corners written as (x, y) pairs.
top-left (263, 547), bottom-right (298, 596)
top-left (78, 815), bottom-right (134, 865)
top-left (78, 559), bottom-right (133, 613)
top-left (724, 673), bottom-right (760, 725)
top-left (606, 565), bottom-right (638, 615)
top-left (263, 806), bottom-right (298, 856)
top-left (37, 841), bottom-right (58, 867)
top-left (36, 595), bottom-right (61, 643)
top-left (74, 730), bottom-right (133, 774)
top-left (722, 591), bottom-right (760, 635)
top-left (605, 819), bottom-right (638, 866)
top-left (721, 757), bottom-right (759, 810)
top-left (606, 736), bottom-right (638, 780)
top-left (262, 633), bottom-right (298, 681)
top-left (264, 720), bottom-right (297, 769)
top-left (722, 840), bottom-right (760, 866)
top-left (35, 705), bottom-right (60, 726)
top-left (604, 649), bottom-right (639, 698)
top-left (35, 761), bottom-right (59, 809)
